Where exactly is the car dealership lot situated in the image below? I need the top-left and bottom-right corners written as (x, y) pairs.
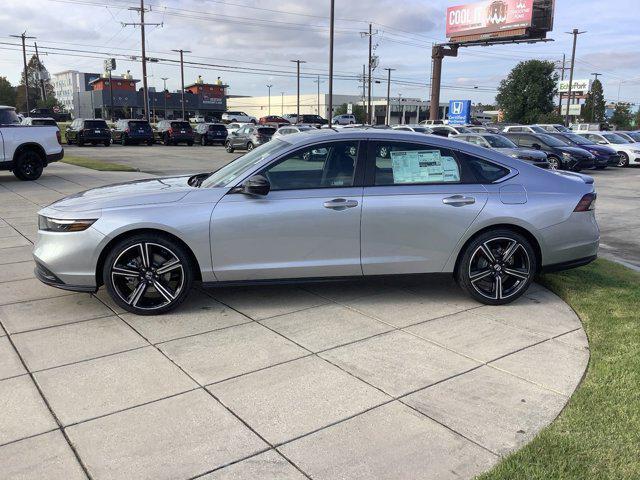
top-left (0, 163), bottom-right (591, 479)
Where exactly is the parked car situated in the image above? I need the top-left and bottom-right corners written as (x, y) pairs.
top-left (21, 117), bottom-right (58, 128)
top-left (111, 119), bottom-right (154, 146)
top-left (221, 111), bottom-right (257, 124)
top-left (332, 114), bottom-right (357, 125)
top-left (225, 125), bottom-right (276, 152)
top-left (502, 125), bottom-right (548, 134)
top-left (544, 132), bottom-right (619, 169)
top-left (536, 124), bottom-right (572, 133)
top-left (430, 125), bottom-right (474, 137)
top-left (392, 125), bottom-right (433, 134)
top-left (65, 119), bottom-right (111, 147)
top-left (419, 119), bottom-right (447, 125)
top-left (154, 120), bottom-right (194, 146)
top-left (0, 106), bottom-right (63, 181)
top-left (259, 115), bottom-right (290, 126)
top-left (571, 123), bottom-right (610, 132)
top-left (577, 132), bottom-right (640, 167)
top-left (272, 125), bottom-right (316, 138)
top-left (225, 122), bottom-right (249, 136)
top-left (193, 123), bottom-right (228, 146)
top-left (620, 131), bottom-right (640, 142)
top-left (614, 132), bottom-right (637, 144)
top-left (467, 126), bottom-right (501, 134)
top-left (455, 133), bottom-right (549, 169)
top-left (33, 130), bottom-right (599, 315)
top-left (298, 114), bottom-right (328, 126)
top-left (503, 132), bottom-right (595, 171)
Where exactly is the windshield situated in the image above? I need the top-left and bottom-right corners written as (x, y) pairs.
top-left (602, 133), bottom-right (629, 144)
top-left (129, 121), bottom-right (151, 130)
top-left (257, 127), bottom-right (276, 135)
top-left (538, 134), bottom-right (568, 147)
top-left (484, 135), bottom-right (516, 148)
top-left (564, 134), bottom-right (593, 145)
top-left (85, 120), bottom-right (108, 129)
top-left (201, 139), bottom-right (290, 188)
top-left (208, 124), bottom-right (227, 131)
top-left (171, 121), bottom-right (191, 130)
top-left (530, 126), bottom-right (548, 133)
top-left (0, 108), bottom-right (20, 125)
top-left (627, 132), bottom-right (640, 142)
top-left (547, 134), bottom-right (572, 146)
top-left (32, 119), bottom-right (57, 126)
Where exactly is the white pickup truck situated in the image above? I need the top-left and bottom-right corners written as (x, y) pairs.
top-left (0, 105), bottom-right (64, 181)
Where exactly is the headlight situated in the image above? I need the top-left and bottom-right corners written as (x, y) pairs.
top-left (38, 216), bottom-right (97, 232)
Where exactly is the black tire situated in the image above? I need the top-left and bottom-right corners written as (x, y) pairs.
top-left (456, 229), bottom-right (536, 305)
top-left (201, 136), bottom-right (207, 146)
top-left (246, 142), bottom-right (254, 151)
top-left (13, 149), bottom-right (44, 181)
top-left (618, 152), bottom-right (629, 167)
top-left (163, 134), bottom-right (172, 146)
top-left (121, 135), bottom-right (128, 146)
top-left (103, 232), bottom-right (194, 315)
top-left (547, 155), bottom-right (561, 170)
top-left (187, 141), bottom-right (194, 146)
top-left (104, 140), bottom-right (111, 147)
top-left (147, 139), bottom-right (154, 146)
top-left (78, 139), bottom-right (84, 147)
top-left (225, 141), bottom-right (234, 153)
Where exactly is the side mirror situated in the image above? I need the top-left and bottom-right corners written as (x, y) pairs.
top-left (239, 175), bottom-right (270, 196)
top-left (532, 143), bottom-right (541, 150)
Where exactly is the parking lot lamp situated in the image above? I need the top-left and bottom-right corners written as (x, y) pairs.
top-left (290, 60), bottom-right (306, 123)
top-left (171, 49), bottom-right (191, 120)
top-left (267, 84), bottom-right (273, 115)
top-left (161, 77), bottom-right (169, 119)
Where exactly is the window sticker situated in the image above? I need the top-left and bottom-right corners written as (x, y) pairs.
top-left (390, 150), bottom-right (460, 184)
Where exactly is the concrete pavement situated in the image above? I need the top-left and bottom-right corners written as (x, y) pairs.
top-left (0, 163), bottom-right (590, 480)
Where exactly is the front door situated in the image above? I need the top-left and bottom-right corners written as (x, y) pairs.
top-left (361, 140), bottom-right (488, 275)
top-left (211, 140), bottom-right (364, 281)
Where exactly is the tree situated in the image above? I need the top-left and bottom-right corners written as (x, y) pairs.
top-left (582, 79), bottom-right (606, 122)
top-left (610, 103), bottom-right (633, 129)
top-left (634, 109), bottom-right (640, 129)
top-left (14, 54), bottom-right (60, 113)
top-left (333, 103), bottom-right (366, 123)
top-left (495, 60), bottom-right (558, 124)
top-left (0, 77), bottom-right (16, 106)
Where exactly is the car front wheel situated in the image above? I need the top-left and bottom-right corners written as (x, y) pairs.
top-left (103, 233), bottom-right (194, 315)
top-left (13, 150), bottom-right (44, 181)
top-left (225, 141), bottom-right (234, 153)
top-left (617, 152), bottom-right (629, 167)
top-left (456, 229), bottom-right (536, 305)
top-left (547, 155), bottom-right (561, 170)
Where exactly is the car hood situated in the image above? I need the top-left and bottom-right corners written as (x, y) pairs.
top-left (496, 147), bottom-right (547, 160)
top-left (574, 144), bottom-right (616, 155)
top-left (46, 176), bottom-right (194, 213)
top-left (557, 146), bottom-right (594, 158)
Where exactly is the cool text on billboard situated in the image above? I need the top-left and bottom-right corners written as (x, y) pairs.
top-left (446, 0), bottom-right (535, 39)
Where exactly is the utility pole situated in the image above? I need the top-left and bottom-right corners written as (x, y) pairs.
top-left (281, 92), bottom-right (285, 116)
top-left (10, 32), bottom-right (36, 113)
top-left (556, 54), bottom-right (568, 114)
top-left (290, 60), bottom-right (306, 123)
top-left (564, 29), bottom-right (586, 126)
top-left (123, 1), bottom-right (162, 121)
top-left (327, 0), bottom-right (335, 121)
top-left (266, 84), bottom-right (272, 115)
top-left (161, 77), bottom-right (168, 119)
top-left (171, 49), bottom-right (191, 119)
top-left (34, 43), bottom-right (47, 102)
top-left (313, 76), bottom-right (323, 115)
top-left (590, 72), bottom-right (602, 82)
top-left (384, 68), bottom-right (395, 125)
top-left (361, 65), bottom-right (366, 113)
top-left (360, 24), bottom-right (378, 124)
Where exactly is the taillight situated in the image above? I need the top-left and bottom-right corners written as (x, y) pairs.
top-left (168, 128), bottom-right (173, 136)
top-left (56, 131), bottom-right (61, 145)
top-left (574, 192), bottom-right (596, 212)
top-left (125, 128), bottom-right (130, 133)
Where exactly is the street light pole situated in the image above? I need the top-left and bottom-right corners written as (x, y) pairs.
top-left (327, 0), bottom-right (335, 120)
top-left (267, 84), bottom-right (272, 115)
top-left (172, 49), bottom-right (191, 120)
top-left (290, 60), bottom-right (306, 124)
top-left (161, 77), bottom-right (168, 119)
top-left (10, 32), bottom-right (36, 113)
top-left (281, 92), bottom-right (285, 116)
top-left (384, 68), bottom-right (395, 125)
top-left (564, 29), bottom-right (586, 126)
top-left (313, 76), bottom-right (323, 115)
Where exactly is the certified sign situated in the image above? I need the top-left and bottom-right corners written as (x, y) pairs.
top-left (448, 100), bottom-right (472, 125)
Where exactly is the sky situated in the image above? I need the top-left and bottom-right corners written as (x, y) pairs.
top-left (0, 0), bottom-right (639, 107)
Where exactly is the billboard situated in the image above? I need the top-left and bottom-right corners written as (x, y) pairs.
top-left (446, 0), bottom-right (535, 40)
top-left (448, 100), bottom-right (472, 125)
top-left (558, 79), bottom-right (591, 94)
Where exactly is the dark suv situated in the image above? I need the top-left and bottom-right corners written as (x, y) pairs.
top-left (112, 119), bottom-right (154, 146)
top-left (225, 125), bottom-right (276, 152)
top-left (194, 123), bottom-right (228, 146)
top-left (154, 120), bottom-right (194, 146)
top-left (298, 114), bottom-right (327, 126)
top-left (65, 119), bottom-right (111, 147)
top-left (502, 132), bottom-right (595, 171)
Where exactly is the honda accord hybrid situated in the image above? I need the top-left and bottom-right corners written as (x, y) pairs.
top-left (33, 130), bottom-right (599, 315)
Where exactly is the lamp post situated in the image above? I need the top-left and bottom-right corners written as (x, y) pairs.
top-left (290, 60), bottom-right (306, 123)
top-left (267, 84), bottom-right (273, 115)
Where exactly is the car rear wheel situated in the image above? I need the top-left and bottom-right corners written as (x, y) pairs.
top-left (617, 152), bottom-right (629, 167)
top-left (147, 139), bottom-right (154, 146)
top-left (187, 141), bottom-right (194, 146)
top-left (121, 135), bottom-right (128, 146)
top-left (225, 141), bottom-right (234, 153)
top-left (547, 155), bottom-right (561, 170)
top-left (201, 137), bottom-right (207, 146)
top-left (104, 140), bottom-right (111, 147)
top-left (13, 150), bottom-right (44, 181)
top-left (103, 233), bottom-right (194, 315)
top-left (456, 229), bottom-right (536, 305)
top-left (246, 142), bottom-right (254, 151)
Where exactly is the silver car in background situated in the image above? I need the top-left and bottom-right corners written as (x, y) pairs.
top-left (33, 131), bottom-right (599, 315)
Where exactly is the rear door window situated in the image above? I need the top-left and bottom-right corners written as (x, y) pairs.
top-left (171, 121), bottom-right (191, 130)
top-left (85, 120), bottom-right (108, 129)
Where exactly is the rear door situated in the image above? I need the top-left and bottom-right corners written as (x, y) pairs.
top-left (361, 139), bottom-right (488, 275)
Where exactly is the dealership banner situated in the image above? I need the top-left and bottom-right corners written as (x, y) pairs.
top-left (448, 100), bottom-right (472, 125)
top-left (446, 0), bottom-right (535, 38)
top-left (558, 79), bottom-right (591, 93)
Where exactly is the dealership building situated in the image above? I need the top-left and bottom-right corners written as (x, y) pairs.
top-left (227, 94), bottom-right (449, 124)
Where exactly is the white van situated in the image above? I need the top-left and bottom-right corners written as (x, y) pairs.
top-left (332, 114), bottom-right (356, 125)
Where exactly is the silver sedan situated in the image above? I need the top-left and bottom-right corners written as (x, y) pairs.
top-left (33, 130), bottom-right (599, 315)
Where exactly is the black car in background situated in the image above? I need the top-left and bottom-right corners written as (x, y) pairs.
top-left (298, 114), bottom-right (328, 126)
top-left (455, 133), bottom-right (550, 169)
top-left (112, 119), bottom-right (154, 146)
top-left (225, 125), bottom-right (276, 152)
top-left (65, 119), bottom-right (111, 147)
top-left (545, 132), bottom-right (619, 169)
top-left (154, 120), bottom-right (194, 146)
top-left (502, 132), bottom-right (595, 171)
top-left (194, 123), bottom-right (228, 146)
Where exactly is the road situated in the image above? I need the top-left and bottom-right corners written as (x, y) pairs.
top-left (63, 143), bottom-right (640, 268)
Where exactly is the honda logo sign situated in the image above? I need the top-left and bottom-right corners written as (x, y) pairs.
top-left (448, 100), bottom-right (472, 125)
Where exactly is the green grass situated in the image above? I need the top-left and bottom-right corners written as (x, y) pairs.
top-left (61, 155), bottom-right (138, 172)
top-left (478, 259), bottom-right (640, 480)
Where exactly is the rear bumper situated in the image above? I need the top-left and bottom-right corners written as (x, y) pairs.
top-left (79, 134), bottom-right (111, 142)
top-left (540, 211), bottom-right (600, 268)
top-left (540, 255), bottom-right (597, 273)
top-left (46, 149), bottom-right (64, 164)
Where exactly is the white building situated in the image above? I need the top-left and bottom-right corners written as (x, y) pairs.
top-left (227, 93), bottom-right (447, 124)
top-left (52, 71), bottom-right (100, 117)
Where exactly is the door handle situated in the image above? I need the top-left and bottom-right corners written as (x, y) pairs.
top-left (323, 198), bottom-right (359, 210)
top-left (442, 195), bottom-right (476, 207)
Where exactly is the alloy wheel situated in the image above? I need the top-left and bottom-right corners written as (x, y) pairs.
top-left (110, 242), bottom-right (184, 311)
top-left (547, 156), bottom-right (560, 170)
top-left (468, 237), bottom-right (531, 301)
top-left (617, 152), bottom-right (629, 167)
